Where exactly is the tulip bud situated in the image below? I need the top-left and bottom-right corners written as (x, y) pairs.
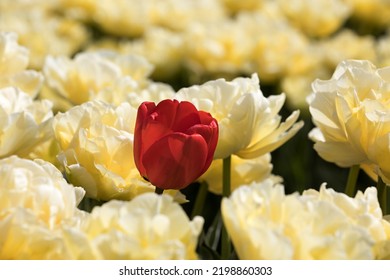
top-left (134, 99), bottom-right (218, 190)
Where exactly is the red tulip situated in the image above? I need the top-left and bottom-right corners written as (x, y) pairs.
top-left (134, 99), bottom-right (218, 190)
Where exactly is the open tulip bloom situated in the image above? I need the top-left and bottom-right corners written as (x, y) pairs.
top-left (133, 99), bottom-right (219, 191)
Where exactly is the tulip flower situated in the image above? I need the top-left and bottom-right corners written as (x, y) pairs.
top-left (134, 99), bottom-right (218, 190)
top-left (222, 179), bottom-right (390, 260)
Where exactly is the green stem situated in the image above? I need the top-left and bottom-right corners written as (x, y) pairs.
top-left (191, 181), bottom-right (208, 219)
top-left (221, 156), bottom-right (231, 260)
top-left (78, 197), bottom-right (102, 212)
top-left (377, 176), bottom-right (388, 215)
top-left (345, 165), bottom-right (360, 197)
top-left (222, 156), bottom-right (232, 197)
top-left (155, 187), bottom-right (164, 195)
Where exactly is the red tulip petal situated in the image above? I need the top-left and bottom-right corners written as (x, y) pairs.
top-left (198, 110), bottom-right (216, 125)
top-left (147, 100), bottom-right (202, 132)
top-left (142, 133), bottom-right (208, 190)
top-left (147, 99), bottom-right (179, 130)
top-left (134, 99), bottom-right (219, 188)
top-left (187, 111), bottom-right (219, 159)
top-left (134, 101), bottom-right (156, 176)
top-left (186, 112), bottom-right (218, 144)
top-left (137, 100), bottom-right (203, 158)
top-left (135, 100), bottom-right (179, 176)
top-left (185, 121), bottom-right (219, 173)
top-left (171, 101), bottom-right (201, 132)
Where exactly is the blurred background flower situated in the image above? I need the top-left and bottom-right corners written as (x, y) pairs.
top-left (0, 32), bottom-right (43, 97)
top-left (0, 0), bottom-right (89, 70)
top-left (42, 51), bottom-right (156, 109)
top-left (276, 0), bottom-right (351, 38)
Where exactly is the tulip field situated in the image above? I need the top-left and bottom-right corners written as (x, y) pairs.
top-left (1, 0), bottom-right (390, 260)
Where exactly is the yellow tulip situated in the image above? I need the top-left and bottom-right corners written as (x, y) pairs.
top-left (0, 87), bottom-right (53, 158)
top-left (222, 179), bottom-right (390, 259)
top-left (0, 156), bottom-right (86, 259)
top-left (309, 60), bottom-right (390, 183)
top-left (73, 193), bottom-right (204, 259)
